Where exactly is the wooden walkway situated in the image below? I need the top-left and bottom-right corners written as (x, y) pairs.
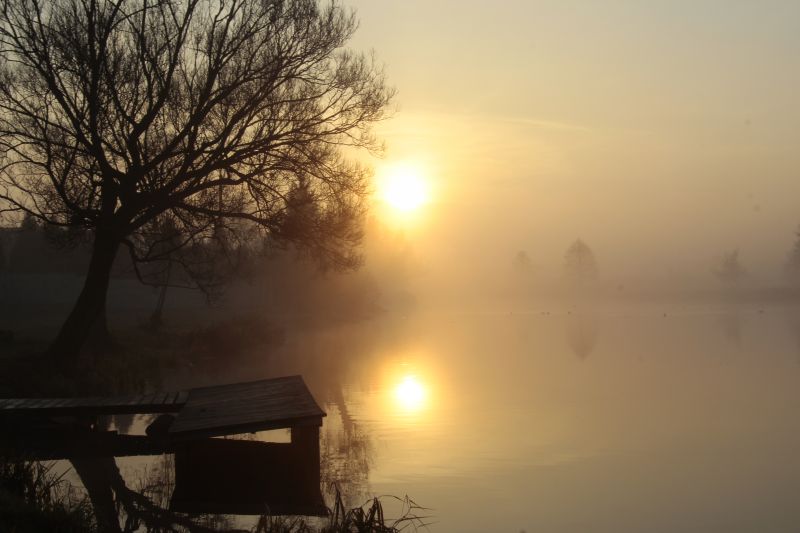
top-left (0, 375), bottom-right (325, 439)
top-left (169, 375), bottom-right (326, 439)
top-left (0, 391), bottom-right (189, 416)
top-left (1, 376), bottom-right (327, 517)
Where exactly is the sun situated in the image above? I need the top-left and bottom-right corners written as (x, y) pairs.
top-left (377, 163), bottom-right (429, 213)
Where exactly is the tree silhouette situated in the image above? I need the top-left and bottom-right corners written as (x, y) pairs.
top-left (144, 216), bottom-right (182, 329)
top-left (6, 214), bottom-right (49, 273)
top-left (564, 238), bottom-right (598, 282)
top-left (0, 0), bottom-right (393, 365)
top-left (713, 249), bottom-right (745, 285)
top-left (512, 250), bottom-right (532, 273)
top-left (784, 225), bottom-right (800, 285)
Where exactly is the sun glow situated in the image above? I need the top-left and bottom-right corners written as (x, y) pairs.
top-left (394, 374), bottom-right (427, 412)
top-left (377, 162), bottom-right (429, 213)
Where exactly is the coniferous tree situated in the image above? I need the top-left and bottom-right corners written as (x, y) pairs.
top-left (785, 226), bottom-right (800, 285)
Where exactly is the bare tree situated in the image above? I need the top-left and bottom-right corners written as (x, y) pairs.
top-left (145, 215), bottom-right (180, 329)
top-left (0, 0), bottom-right (393, 365)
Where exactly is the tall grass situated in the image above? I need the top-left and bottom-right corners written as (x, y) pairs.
top-left (0, 460), bottom-right (96, 532)
top-left (254, 486), bottom-right (432, 533)
top-left (0, 460), bottom-right (431, 533)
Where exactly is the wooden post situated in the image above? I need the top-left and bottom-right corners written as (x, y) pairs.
top-left (291, 422), bottom-right (321, 488)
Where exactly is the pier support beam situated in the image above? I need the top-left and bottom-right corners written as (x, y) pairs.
top-left (292, 423), bottom-right (321, 488)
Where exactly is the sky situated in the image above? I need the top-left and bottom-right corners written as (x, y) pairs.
top-left (345, 0), bottom-right (800, 290)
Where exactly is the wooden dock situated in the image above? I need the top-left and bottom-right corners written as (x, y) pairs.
top-left (169, 375), bottom-right (326, 439)
top-left (0, 375), bottom-right (328, 516)
top-left (0, 391), bottom-right (189, 416)
top-left (0, 375), bottom-right (324, 438)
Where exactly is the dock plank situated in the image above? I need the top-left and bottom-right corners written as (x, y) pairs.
top-left (128, 394), bottom-right (149, 406)
top-left (0, 377), bottom-right (317, 432)
top-left (23, 399), bottom-right (52, 409)
top-left (0, 391), bottom-right (187, 417)
top-left (175, 391), bottom-right (189, 406)
top-left (47, 399), bottom-right (74, 408)
top-left (169, 376), bottom-right (325, 439)
top-left (0, 399), bottom-right (26, 409)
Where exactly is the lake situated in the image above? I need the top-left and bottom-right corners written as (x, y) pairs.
top-left (61, 302), bottom-right (800, 531)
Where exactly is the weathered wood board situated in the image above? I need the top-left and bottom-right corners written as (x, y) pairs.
top-left (0, 391), bottom-right (189, 416)
top-left (168, 375), bottom-right (326, 439)
top-left (0, 375), bottom-right (325, 440)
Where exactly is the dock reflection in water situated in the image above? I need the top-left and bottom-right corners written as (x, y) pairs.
top-left (276, 308), bottom-right (800, 532)
top-left (0, 376), bottom-right (328, 531)
top-left (6, 307), bottom-right (800, 532)
top-left (1, 433), bottom-right (326, 531)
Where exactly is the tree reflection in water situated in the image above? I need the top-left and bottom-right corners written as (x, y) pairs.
top-left (787, 310), bottom-right (800, 365)
top-left (0, 454), bottom-right (238, 532)
top-left (267, 322), bottom-right (385, 509)
top-left (74, 454), bottom-right (242, 532)
top-left (1, 402), bottom-right (375, 532)
top-left (718, 312), bottom-right (744, 346)
top-left (566, 313), bottom-right (599, 360)
top-left (0, 320), bottom-right (394, 531)
top-left (320, 387), bottom-right (373, 509)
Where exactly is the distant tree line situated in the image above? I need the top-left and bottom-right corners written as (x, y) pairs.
top-left (713, 249), bottom-right (746, 285)
top-left (0, 211), bottom-right (401, 326)
top-left (509, 224), bottom-right (800, 291)
top-left (2, 214), bottom-right (94, 275)
top-left (785, 225), bottom-right (800, 285)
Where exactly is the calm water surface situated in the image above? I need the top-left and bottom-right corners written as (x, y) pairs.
top-left (77, 304), bottom-right (800, 531)
top-left (281, 304), bottom-right (800, 532)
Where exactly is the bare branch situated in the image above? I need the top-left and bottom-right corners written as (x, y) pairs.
top-left (0, 0), bottom-right (392, 288)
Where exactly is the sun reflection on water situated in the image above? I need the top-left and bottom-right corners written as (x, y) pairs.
top-left (394, 374), bottom-right (427, 412)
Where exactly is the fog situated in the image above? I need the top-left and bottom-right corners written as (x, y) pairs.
top-left (344, 0), bottom-right (800, 299)
top-left (3, 2), bottom-right (800, 309)
top-left (3, 2), bottom-right (800, 532)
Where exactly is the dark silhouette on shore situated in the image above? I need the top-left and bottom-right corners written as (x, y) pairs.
top-left (0, 0), bottom-right (392, 367)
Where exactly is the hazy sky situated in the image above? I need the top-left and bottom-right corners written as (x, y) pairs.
top-left (346, 1), bottom-right (800, 288)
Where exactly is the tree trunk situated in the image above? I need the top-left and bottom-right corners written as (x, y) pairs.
top-left (149, 261), bottom-right (171, 330)
top-left (48, 230), bottom-right (120, 369)
top-left (70, 457), bottom-right (123, 533)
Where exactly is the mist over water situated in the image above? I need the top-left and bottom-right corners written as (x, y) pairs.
top-left (5, 243), bottom-right (800, 531)
top-left (302, 305), bottom-right (800, 532)
top-left (2, 1), bottom-right (800, 531)
top-left (77, 301), bottom-right (796, 532)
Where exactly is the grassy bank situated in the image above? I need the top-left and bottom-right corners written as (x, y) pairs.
top-left (0, 460), bottom-right (429, 533)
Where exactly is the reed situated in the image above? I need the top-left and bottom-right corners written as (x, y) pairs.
top-left (0, 460), bottom-right (96, 532)
top-left (254, 486), bottom-right (433, 533)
